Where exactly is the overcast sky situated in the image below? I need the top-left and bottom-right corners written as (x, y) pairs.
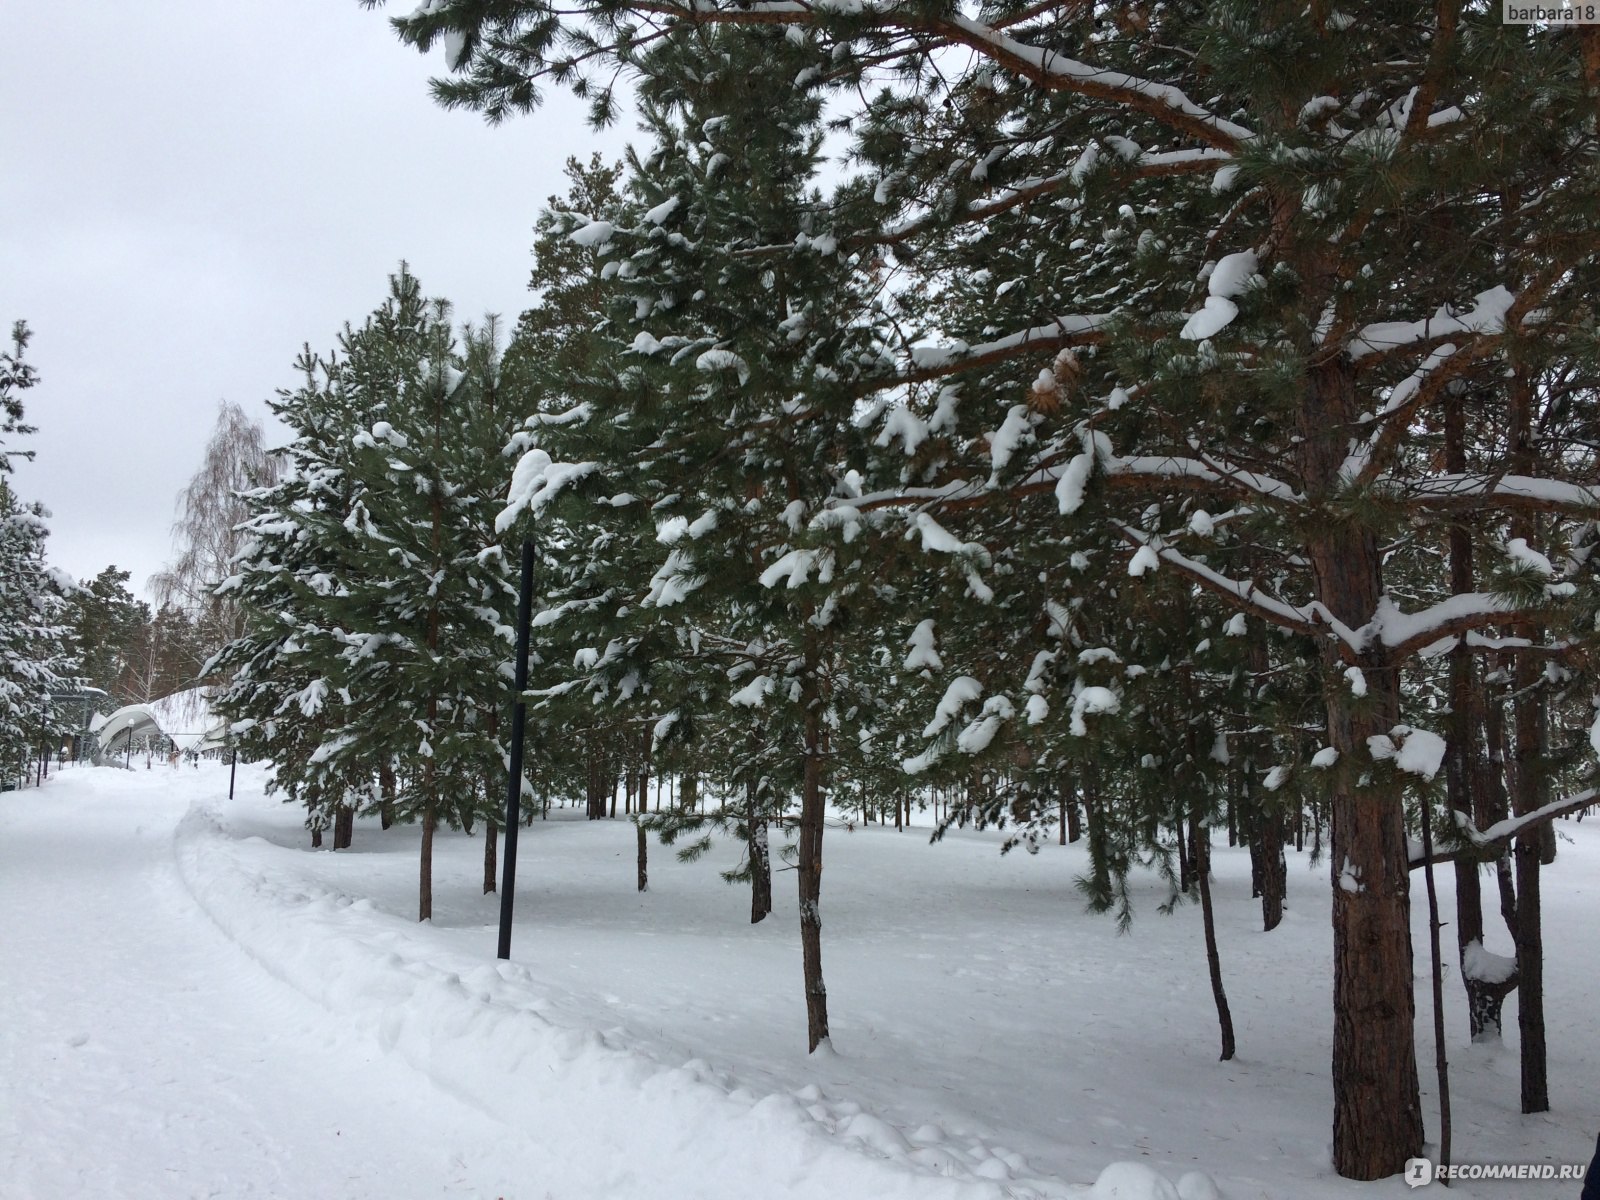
top-left (3, 1), bottom-right (628, 601)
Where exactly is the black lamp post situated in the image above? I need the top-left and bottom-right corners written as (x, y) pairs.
top-left (497, 538), bottom-right (536, 961)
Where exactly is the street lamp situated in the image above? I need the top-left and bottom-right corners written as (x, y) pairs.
top-left (497, 537), bottom-right (535, 961)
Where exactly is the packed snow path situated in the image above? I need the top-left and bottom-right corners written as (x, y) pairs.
top-left (0, 767), bottom-right (541, 1199)
top-left (5, 764), bottom-right (1597, 1199)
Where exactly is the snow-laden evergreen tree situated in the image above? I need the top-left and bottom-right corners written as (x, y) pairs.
top-left (212, 269), bottom-right (519, 915)
top-left (374, 3), bottom-right (1600, 1176)
top-left (496, 23), bottom-right (902, 1050)
top-left (0, 323), bottom-right (78, 785)
top-left (64, 567), bottom-right (153, 710)
top-left (209, 336), bottom-right (388, 848)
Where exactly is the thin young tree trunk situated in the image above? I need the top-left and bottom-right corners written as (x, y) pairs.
top-left (1419, 792), bottom-right (1452, 1182)
top-left (1507, 354), bottom-right (1549, 1114)
top-left (419, 803), bottom-right (436, 922)
top-left (483, 820), bottom-right (498, 895)
top-left (798, 684), bottom-right (829, 1051)
top-left (333, 804), bottom-right (354, 850)
top-left (636, 819), bottom-right (648, 893)
top-left (379, 764), bottom-right (396, 829)
top-left (1510, 673), bottom-right (1550, 1109)
top-left (1444, 396), bottom-right (1516, 1041)
top-left (1257, 804), bottom-right (1286, 933)
top-left (748, 777), bottom-right (772, 923)
top-left (1226, 776), bottom-right (1238, 847)
top-left (1195, 824), bottom-right (1235, 1061)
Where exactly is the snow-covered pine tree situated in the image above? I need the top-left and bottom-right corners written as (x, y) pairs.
top-left (64, 567), bottom-right (154, 710)
top-left (209, 341), bottom-right (391, 846)
top-left (0, 323), bottom-right (78, 786)
top-left (214, 269), bottom-right (521, 892)
top-left (316, 272), bottom-right (518, 918)
top-left (495, 23), bottom-right (897, 1050)
top-left (375, 1), bottom-right (1600, 1175)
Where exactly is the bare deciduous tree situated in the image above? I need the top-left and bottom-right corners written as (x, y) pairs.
top-left (153, 401), bottom-right (281, 664)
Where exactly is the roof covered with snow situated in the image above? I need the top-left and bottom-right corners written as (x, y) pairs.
top-left (95, 687), bottom-right (227, 753)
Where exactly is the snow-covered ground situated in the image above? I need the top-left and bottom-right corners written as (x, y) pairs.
top-left (3, 763), bottom-right (1596, 1199)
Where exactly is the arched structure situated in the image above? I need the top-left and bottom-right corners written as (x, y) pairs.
top-left (94, 687), bottom-right (227, 757)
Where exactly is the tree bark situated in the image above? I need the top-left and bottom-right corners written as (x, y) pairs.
top-left (1444, 396), bottom-right (1516, 1042)
top-left (1419, 792), bottom-right (1452, 1179)
top-left (419, 803), bottom-right (435, 922)
top-left (1303, 360), bottom-right (1421, 1180)
top-left (379, 764), bottom-right (396, 829)
top-left (1507, 350), bottom-right (1549, 1114)
top-left (748, 778), bottom-right (772, 923)
top-left (1256, 804), bottom-right (1286, 932)
top-left (483, 820), bottom-right (498, 895)
top-left (636, 819), bottom-right (648, 892)
top-left (1195, 824), bottom-right (1235, 1060)
top-left (798, 687), bottom-right (829, 1051)
top-left (333, 803), bottom-right (354, 850)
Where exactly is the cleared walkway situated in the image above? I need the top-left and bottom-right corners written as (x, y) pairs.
top-left (1, 767), bottom-right (541, 1200)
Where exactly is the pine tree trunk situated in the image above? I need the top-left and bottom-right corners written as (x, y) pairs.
top-left (483, 820), bottom-right (497, 895)
top-left (419, 803), bottom-right (436, 922)
top-left (1419, 792), bottom-right (1452, 1178)
top-left (798, 693), bottom-right (829, 1051)
top-left (1195, 825), bottom-right (1235, 1060)
top-left (311, 825), bottom-right (323, 849)
top-left (748, 778), bottom-right (772, 923)
top-left (333, 804), bottom-right (354, 850)
top-left (636, 819), bottom-right (648, 892)
top-left (1304, 360), bottom-right (1421, 1180)
top-left (1512, 733), bottom-right (1549, 1112)
top-left (1444, 399), bottom-right (1516, 1040)
top-left (1507, 356), bottom-right (1549, 1114)
top-left (1256, 805), bottom-right (1286, 933)
top-left (379, 764), bottom-right (396, 829)
top-left (1226, 773), bottom-right (1238, 847)
top-left (1176, 820), bottom-right (1193, 895)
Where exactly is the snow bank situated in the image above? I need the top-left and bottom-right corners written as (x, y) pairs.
top-left (179, 804), bottom-right (1211, 1199)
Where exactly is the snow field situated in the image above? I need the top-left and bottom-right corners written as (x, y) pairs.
top-left (9, 763), bottom-right (1600, 1198)
top-left (195, 765), bottom-right (1600, 1198)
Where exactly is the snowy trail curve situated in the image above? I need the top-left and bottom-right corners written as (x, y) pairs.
top-left (1, 768), bottom-right (536, 1200)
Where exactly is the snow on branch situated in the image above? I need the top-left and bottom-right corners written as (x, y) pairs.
top-left (1112, 523), bottom-right (1363, 651)
top-left (1370, 591), bottom-right (1524, 658)
top-left (645, 3), bottom-right (1255, 148)
top-left (1403, 473), bottom-right (1600, 516)
top-left (1340, 342), bottom-right (1472, 484)
top-left (1347, 285), bottom-right (1514, 361)
top-left (1410, 789), bottom-right (1600, 870)
top-left (496, 448), bottom-right (599, 531)
top-left (939, 15), bottom-right (1256, 148)
top-left (1025, 443), bottom-right (1302, 508)
top-left (893, 314), bottom-right (1110, 388)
